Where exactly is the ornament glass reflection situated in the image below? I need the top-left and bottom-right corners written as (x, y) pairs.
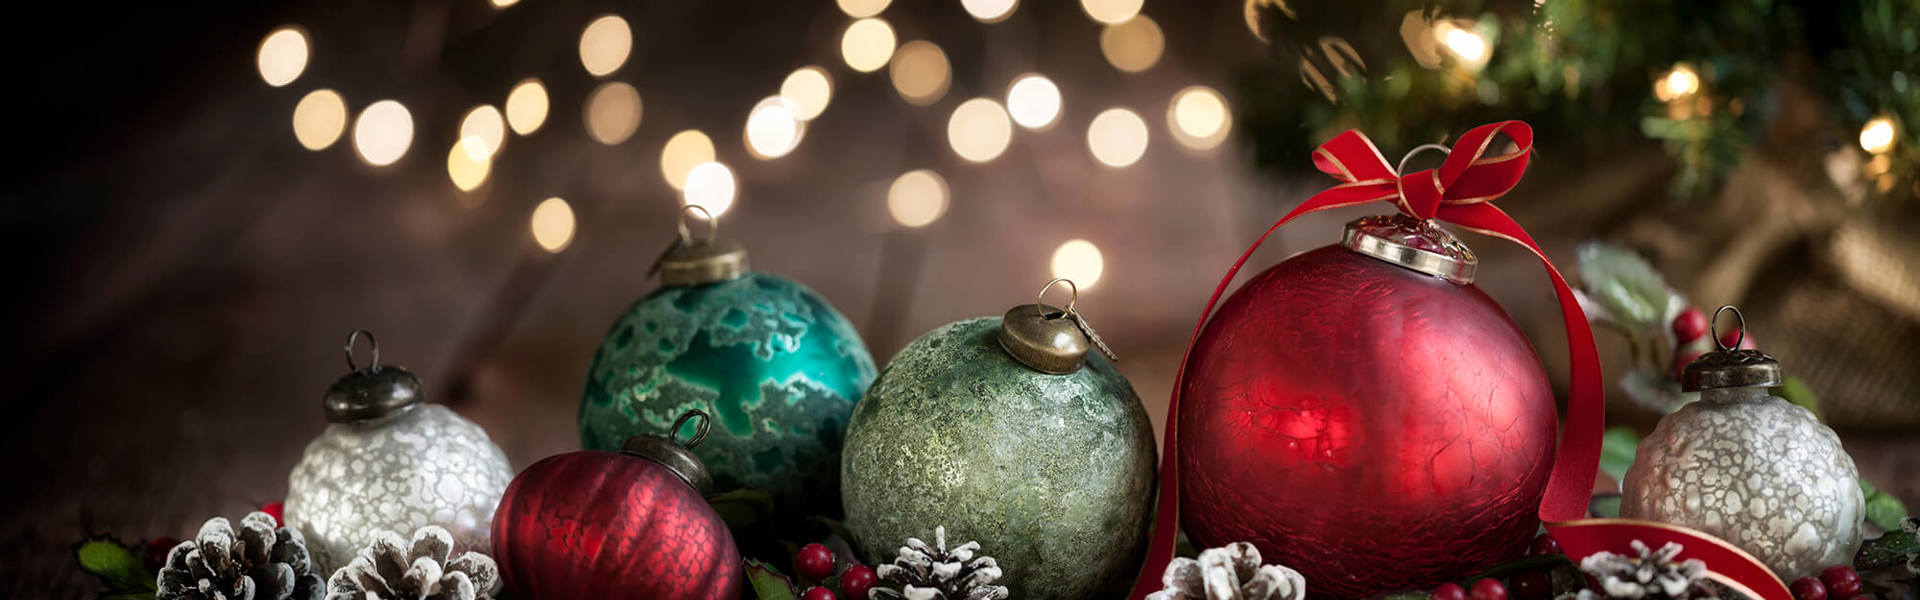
top-left (843, 280), bottom-right (1156, 599)
top-left (579, 208), bottom-right (876, 514)
top-left (286, 331), bottom-right (514, 571)
top-left (1623, 307), bottom-right (1863, 581)
top-left (1176, 216), bottom-right (1559, 599)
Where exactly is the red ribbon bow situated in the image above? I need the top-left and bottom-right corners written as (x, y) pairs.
top-left (1126, 121), bottom-right (1791, 600)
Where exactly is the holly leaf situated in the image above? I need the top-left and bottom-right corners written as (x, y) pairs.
top-left (744, 558), bottom-right (799, 600)
top-left (1588, 493), bottom-right (1623, 519)
top-left (1599, 426), bottom-right (1641, 484)
top-left (1575, 242), bottom-right (1682, 334)
top-left (1860, 479), bottom-right (1911, 533)
top-left (1854, 528), bottom-right (1918, 571)
top-left (1618, 370), bottom-right (1694, 415)
top-left (73, 535), bottom-right (156, 597)
top-left (1773, 377), bottom-right (1821, 420)
top-left (709, 487), bottom-right (776, 530)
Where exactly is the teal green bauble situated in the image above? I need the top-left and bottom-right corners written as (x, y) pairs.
top-left (841, 311), bottom-right (1156, 600)
top-left (579, 267), bottom-right (877, 514)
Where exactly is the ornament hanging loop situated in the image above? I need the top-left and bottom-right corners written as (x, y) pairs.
top-left (676, 204), bottom-right (719, 245)
top-left (1711, 305), bottom-right (1746, 351)
top-left (1036, 277), bottom-right (1079, 318)
top-left (345, 329), bottom-right (380, 372)
top-left (1396, 143), bottom-right (1452, 175)
top-left (670, 409), bottom-right (712, 450)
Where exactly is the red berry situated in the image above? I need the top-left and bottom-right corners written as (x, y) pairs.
top-left (841, 564), bottom-right (877, 600)
top-left (796, 543), bottom-right (836, 580)
top-left (1528, 533), bottom-right (1561, 556)
top-left (1717, 328), bottom-right (1758, 351)
top-left (1433, 582), bottom-right (1468, 600)
top-left (803, 587), bottom-right (837, 600)
top-left (143, 536), bottom-right (179, 573)
top-left (1470, 578), bottom-right (1508, 600)
top-left (1673, 308), bottom-right (1710, 343)
top-left (1510, 572), bottom-right (1552, 600)
top-left (1791, 577), bottom-right (1828, 600)
top-left (261, 502), bottom-right (285, 528)
top-left (1819, 566), bottom-right (1861, 598)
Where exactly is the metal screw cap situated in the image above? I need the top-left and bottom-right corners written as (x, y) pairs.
top-left (1682, 306), bottom-right (1784, 392)
top-left (654, 205), bottom-right (747, 287)
top-left (620, 409), bottom-right (715, 495)
top-left (323, 330), bottom-right (425, 423)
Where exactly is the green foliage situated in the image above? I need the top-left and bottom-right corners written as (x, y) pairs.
top-left (1577, 242), bottom-right (1683, 335)
top-left (73, 536), bottom-right (156, 600)
top-left (1854, 528), bottom-right (1917, 570)
top-left (1599, 426), bottom-right (1642, 483)
top-left (1861, 479), bottom-right (1912, 532)
top-left (1774, 376), bottom-right (1821, 418)
top-left (744, 559), bottom-right (800, 600)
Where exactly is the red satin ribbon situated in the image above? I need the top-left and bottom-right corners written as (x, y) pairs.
top-left (1125, 121), bottom-right (1790, 600)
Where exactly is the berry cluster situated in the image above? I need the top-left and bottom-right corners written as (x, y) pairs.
top-left (793, 542), bottom-right (877, 600)
top-left (1790, 566), bottom-right (1866, 600)
top-left (1431, 535), bottom-right (1565, 600)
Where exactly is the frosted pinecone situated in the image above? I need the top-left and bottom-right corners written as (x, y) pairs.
top-left (324, 526), bottom-right (499, 600)
top-left (871, 526), bottom-right (1010, 600)
top-left (1145, 542), bottom-right (1306, 600)
top-left (156, 511), bottom-right (325, 600)
top-left (1573, 541), bottom-right (1712, 600)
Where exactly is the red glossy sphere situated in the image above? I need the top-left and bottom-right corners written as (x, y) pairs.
top-left (1433, 583), bottom-right (1468, 600)
top-left (1527, 533), bottom-right (1560, 556)
top-left (1819, 566), bottom-right (1860, 599)
top-left (492, 451), bottom-right (742, 600)
top-left (1178, 246), bottom-right (1558, 599)
top-left (802, 587), bottom-right (837, 600)
top-left (1791, 577), bottom-right (1827, 600)
top-left (1672, 308), bottom-right (1709, 344)
top-left (1470, 579), bottom-right (1509, 600)
top-left (797, 543), bottom-right (836, 580)
top-left (841, 564), bottom-right (877, 600)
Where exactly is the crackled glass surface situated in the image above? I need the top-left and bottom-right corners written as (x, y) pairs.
top-left (1623, 387), bottom-right (1864, 581)
top-left (579, 272), bottom-right (876, 515)
top-left (286, 404), bottom-right (514, 571)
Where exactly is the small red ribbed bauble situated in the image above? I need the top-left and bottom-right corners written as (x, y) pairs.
top-left (492, 411), bottom-right (741, 600)
top-left (1177, 238), bottom-right (1558, 599)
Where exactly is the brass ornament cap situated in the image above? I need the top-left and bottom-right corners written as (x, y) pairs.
top-left (1681, 306), bottom-right (1784, 392)
top-left (619, 410), bottom-right (715, 495)
top-left (323, 330), bottom-right (424, 423)
top-left (998, 303), bottom-right (1090, 375)
top-left (1341, 214), bottom-right (1478, 285)
top-left (654, 205), bottom-right (748, 287)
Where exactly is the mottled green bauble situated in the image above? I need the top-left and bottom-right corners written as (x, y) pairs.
top-left (842, 317), bottom-right (1156, 599)
top-left (580, 272), bottom-right (877, 514)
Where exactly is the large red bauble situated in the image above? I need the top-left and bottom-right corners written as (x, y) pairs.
top-left (492, 451), bottom-right (742, 600)
top-left (1177, 245), bottom-right (1558, 600)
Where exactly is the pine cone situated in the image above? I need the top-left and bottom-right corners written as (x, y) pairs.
top-left (871, 526), bottom-right (1009, 600)
top-left (323, 526), bottom-right (499, 600)
top-left (1573, 541), bottom-right (1713, 600)
top-left (156, 511), bottom-right (325, 600)
top-left (1145, 542), bottom-right (1306, 600)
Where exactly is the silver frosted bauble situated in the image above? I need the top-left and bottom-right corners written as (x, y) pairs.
top-left (286, 331), bottom-right (515, 572)
top-left (1622, 309), bottom-right (1863, 581)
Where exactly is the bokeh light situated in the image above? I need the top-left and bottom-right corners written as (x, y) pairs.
top-left (1432, 20), bottom-right (1490, 71)
top-left (1051, 239), bottom-right (1105, 289)
top-left (291, 89), bottom-right (346, 151)
top-left (1087, 107), bottom-right (1149, 168)
top-left (887, 169), bottom-right (949, 228)
top-left (890, 41), bottom-right (951, 106)
top-left (1100, 15), bottom-right (1164, 73)
top-left (841, 18), bottom-right (897, 73)
top-left (962, 0), bottom-right (1019, 23)
top-left (491, 0), bottom-right (519, 7)
top-left (505, 79), bottom-right (549, 135)
top-left (781, 66), bottom-right (833, 121)
top-left (683, 162), bottom-right (737, 218)
top-left (1169, 86), bottom-right (1231, 151)
top-left (531, 198), bottom-right (576, 253)
top-left (257, 27), bottom-right (309, 87)
top-left (584, 81), bottom-right (642, 145)
top-left (745, 96), bottom-right (806, 160)
top-left (661, 130), bottom-right (716, 190)
top-left (579, 15), bottom-right (633, 77)
top-left (1080, 0), bottom-right (1143, 25)
top-left (352, 100), bottom-right (414, 167)
top-left (1655, 63), bottom-right (1701, 102)
top-left (1006, 75), bottom-right (1062, 130)
top-left (447, 143), bottom-right (491, 192)
top-left (459, 105), bottom-right (507, 160)
top-left (1860, 117), bottom-right (1897, 155)
top-left (837, 0), bottom-right (891, 18)
top-left (947, 98), bottom-right (1014, 163)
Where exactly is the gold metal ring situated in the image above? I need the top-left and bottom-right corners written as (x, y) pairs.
top-left (1036, 277), bottom-right (1078, 319)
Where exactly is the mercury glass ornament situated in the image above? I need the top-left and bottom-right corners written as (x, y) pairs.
top-left (578, 207), bottom-right (876, 515)
top-left (843, 279), bottom-right (1156, 600)
top-left (1623, 307), bottom-right (1864, 581)
top-left (286, 331), bottom-right (515, 571)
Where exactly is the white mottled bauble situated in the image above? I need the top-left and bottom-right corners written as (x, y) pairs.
top-left (1623, 344), bottom-right (1864, 581)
